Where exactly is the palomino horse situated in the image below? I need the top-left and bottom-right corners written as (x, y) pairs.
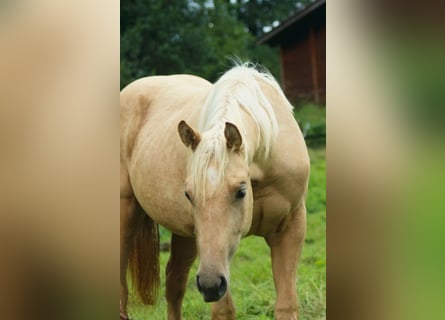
top-left (120, 64), bottom-right (309, 320)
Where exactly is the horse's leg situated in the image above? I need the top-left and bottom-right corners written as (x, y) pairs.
top-left (120, 195), bottom-right (140, 320)
top-left (265, 203), bottom-right (307, 320)
top-left (166, 234), bottom-right (197, 320)
top-left (211, 291), bottom-right (236, 320)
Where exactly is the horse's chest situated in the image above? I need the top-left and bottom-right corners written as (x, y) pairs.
top-left (250, 188), bottom-right (292, 236)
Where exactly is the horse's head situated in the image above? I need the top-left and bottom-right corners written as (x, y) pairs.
top-left (178, 120), bottom-right (253, 302)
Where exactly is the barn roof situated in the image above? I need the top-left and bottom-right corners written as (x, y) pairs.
top-left (257, 0), bottom-right (326, 46)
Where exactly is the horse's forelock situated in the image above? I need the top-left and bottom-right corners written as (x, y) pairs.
top-left (188, 129), bottom-right (229, 204)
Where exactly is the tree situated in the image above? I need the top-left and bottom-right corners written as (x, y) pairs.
top-left (121, 0), bottom-right (220, 87)
top-left (120, 0), bottom-right (308, 88)
top-left (228, 0), bottom-right (314, 37)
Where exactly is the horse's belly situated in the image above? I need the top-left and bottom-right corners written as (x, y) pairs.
top-left (129, 143), bottom-right (195, 237)
top-left (136, 193), bottom-right (195, 237)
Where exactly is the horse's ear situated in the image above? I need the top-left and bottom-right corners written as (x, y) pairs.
top-left (178, 120), bottom-right (201, 151)
top-left (224, 122), bottom-right (242, 152)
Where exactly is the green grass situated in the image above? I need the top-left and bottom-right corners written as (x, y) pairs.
top-left (128, 147), bottom-right (326, 319)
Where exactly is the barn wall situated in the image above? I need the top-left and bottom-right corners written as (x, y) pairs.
top-left (281, 28), bottom-right (313, 103)
top-left (280, 23), bottom-right (325, 104)
top-left (314, 23), bottom-right (326, 103)
top-left (273, 6), bottom-right (326, 105)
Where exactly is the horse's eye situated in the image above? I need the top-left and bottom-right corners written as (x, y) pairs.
top-left (184, 191), bottom-right (192, 202)
top-left (236, 188), bottom-right (246, 199)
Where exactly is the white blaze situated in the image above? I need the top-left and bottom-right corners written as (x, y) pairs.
top-left (207, 166), bottom-right (218, 189)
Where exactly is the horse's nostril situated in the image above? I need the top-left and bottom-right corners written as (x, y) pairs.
top-left (196, 274), bottom-right (227, 302)
top-left (218, 276), bottom-right (227, 295)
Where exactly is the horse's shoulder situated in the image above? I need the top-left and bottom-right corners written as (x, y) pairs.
top-left (252, 140), bottom-right (309, 207)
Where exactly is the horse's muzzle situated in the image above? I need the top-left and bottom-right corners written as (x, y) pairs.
top-left (196, 274), bottom-right (227, 302)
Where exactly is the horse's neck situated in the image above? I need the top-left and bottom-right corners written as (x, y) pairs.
top-left (240, 110), bottom-right (262, 164)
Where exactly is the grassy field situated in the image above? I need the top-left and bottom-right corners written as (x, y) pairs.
top-left (127, 147), bottom-right (326, 320)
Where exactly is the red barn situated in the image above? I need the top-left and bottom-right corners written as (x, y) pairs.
top-left (258, 0), bottom-right (326, 104)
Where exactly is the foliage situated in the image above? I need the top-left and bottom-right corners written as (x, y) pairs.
top-left (121, 0), bottom-right (226, 87)
top-left (229, 0), bottom-right (314, 37)
top-left (127, 147), bottom-right (326, 319)
top-left (120, 0), bottom-right (314, 88)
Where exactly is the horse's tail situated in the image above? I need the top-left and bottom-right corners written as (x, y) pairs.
top-left (128, 213), bottom-right (160, 305)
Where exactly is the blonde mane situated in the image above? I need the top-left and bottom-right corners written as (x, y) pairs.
top-left (188, 63), bottom-right (293, 202)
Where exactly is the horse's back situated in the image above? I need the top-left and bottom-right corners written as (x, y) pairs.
top-left (120, 74), bottom-right (211, 161)
top-left (121, 74), bottom-right (211, 95)
top-left (121, 74), bottom-right (211, 120)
